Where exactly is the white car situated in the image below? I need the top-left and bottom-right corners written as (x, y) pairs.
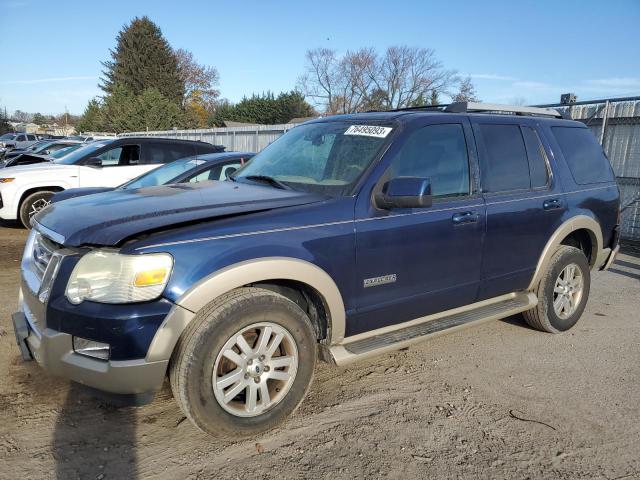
top-left (0, 133), bottom-right (39, 156)
top-left (0, 137), bottom-right (224, 227)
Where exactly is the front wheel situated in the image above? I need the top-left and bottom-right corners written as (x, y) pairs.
top-left (19, 190), bottom-right (55, 228)
top-left (170, 287), bottom-right (317, 437)
top-left (524, 245), bottom-right (591, 333)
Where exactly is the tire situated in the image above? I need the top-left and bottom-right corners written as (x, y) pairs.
top-left (524, 245), bottom-right (591, 333)
top-left (169, 287), bottom-right (317, 437)
top-left (19, 190), bottom-right (55, 228)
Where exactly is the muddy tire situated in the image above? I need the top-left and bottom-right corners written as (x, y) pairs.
top-left (524, 245), bottom-right (591, 333)
top-left (19, 190), bottom-right (55, 228)
top-left (169, 287), bottom-right (316, 437)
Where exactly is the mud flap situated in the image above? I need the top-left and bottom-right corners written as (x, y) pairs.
top-left (11, 312), bottom-right (33, 361)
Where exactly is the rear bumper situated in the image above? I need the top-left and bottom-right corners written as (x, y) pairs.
top-left (12, 307), bottom-right (169, 395)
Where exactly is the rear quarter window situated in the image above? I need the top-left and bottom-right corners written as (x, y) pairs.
top-left (551, 127), bottom-right (614, 185)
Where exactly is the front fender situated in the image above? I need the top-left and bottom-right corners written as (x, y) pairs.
top-left (145, 257), bottom-right (346, 362)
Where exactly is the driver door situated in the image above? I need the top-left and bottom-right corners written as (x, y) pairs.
top-left (79, 143), bottom-right (151, 187)
top-left (350, 119), bottom-right (486, 336)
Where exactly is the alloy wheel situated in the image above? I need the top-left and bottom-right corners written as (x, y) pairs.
top-left (212, 322), bottom-right (298, 417)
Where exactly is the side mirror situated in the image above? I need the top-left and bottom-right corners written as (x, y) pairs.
top-left (224, 167), bottom-right (238, 179)
top-left (85, 157), bottom-right (103, 168)
top-left (374, 177), bottom-right (433, 209)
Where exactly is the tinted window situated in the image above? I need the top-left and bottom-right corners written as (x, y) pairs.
top-left (387, 124), bottom-right (470, 197)
top-left (17, 135), bottom-right (26, 141)
top-left (146, 143), bottom-right (195, 164)
top-left (27, 135), bottom-right (36, 141)
top-left (478, 124), bottom-right (529, 193)
top-left (521, 127), bottom-right (549, 188)
top-left (552, 127), bottom-right (614, 184)
top-left (123, 157), bottom-right (205, 189)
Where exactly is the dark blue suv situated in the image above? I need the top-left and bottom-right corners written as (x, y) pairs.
top-left (12, 102), bottom-right (620, 437)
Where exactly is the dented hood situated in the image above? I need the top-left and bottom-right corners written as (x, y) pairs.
top-left (35, 180), bottom-right (326, 247)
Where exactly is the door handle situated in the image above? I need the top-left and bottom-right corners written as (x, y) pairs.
top-left (452, 211), bottom-right (479, 225)
top-left (543, 198), bottom-right (562, 210)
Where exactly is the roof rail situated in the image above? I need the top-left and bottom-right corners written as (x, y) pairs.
top-left (444, 102), bottom-right (562, 118)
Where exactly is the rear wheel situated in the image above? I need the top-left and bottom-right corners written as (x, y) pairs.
top-left (524, 245), bottom-right (591, 333)
top-left (19, 190), bottom-right (55, 228)
top-left (170, 287), bottom-right (316, 437)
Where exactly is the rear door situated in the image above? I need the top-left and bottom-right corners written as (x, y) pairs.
top-left (142, 142), bottom-right (199, 165)
top-left (472, 118), bottom-right (566, 300)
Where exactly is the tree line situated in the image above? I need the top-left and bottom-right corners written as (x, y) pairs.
top-left (71, 17), bottom-right (479, 133)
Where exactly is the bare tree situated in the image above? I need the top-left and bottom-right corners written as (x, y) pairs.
top-left (366, 46), bottom-right (457, 109)
top-left (175, 48), bottom-right (220, 109)
top-left (509, 96), bottom-right (528, 106)
top-left (12, 110), bottom-right (33, 123)
top-left (452, 76), bottom-right (480, 103)
top-left (299, 46), bottom-right (457, 113)
top-left (299, 48), bottom-right (376, 115)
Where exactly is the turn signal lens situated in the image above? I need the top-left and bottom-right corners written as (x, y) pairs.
top-left (134, 268), bottom-right (170, 287)
top-left (0, 178), bottom-right (15, 183)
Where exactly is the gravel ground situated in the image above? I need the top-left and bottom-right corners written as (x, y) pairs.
top-left (0, 223), bottom-right (639, 480)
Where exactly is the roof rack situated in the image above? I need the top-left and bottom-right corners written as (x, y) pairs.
top-left (444, 101), bottom-right (562, 118)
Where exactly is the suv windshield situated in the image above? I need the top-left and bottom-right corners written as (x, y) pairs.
top-left (54, 141), bottom-right (113, 164)
top-left (1, 134), bottom-right (17, 140)
top-left (121, 157), bottom-right (205, 189)
top-left (233, 121), bottom-right (393, 195)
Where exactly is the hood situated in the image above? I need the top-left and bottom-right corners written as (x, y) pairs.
top-left (51, 187), bottom-right (115, 204)
top-left (35, 180), bottom-right (327, 247)
top-left (3, 153), bottom-right (51, 168)
top-left (1, 161), bottom-right (67, 175)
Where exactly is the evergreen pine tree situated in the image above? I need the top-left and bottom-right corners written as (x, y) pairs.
top-left (101, 16), bottom-right (184, 104)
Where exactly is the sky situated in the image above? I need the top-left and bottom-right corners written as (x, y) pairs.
top-left (1, 0), bottom-right (639, 116)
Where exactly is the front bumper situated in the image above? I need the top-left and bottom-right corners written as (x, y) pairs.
top-left (12, 307), bottom-right (169, 394)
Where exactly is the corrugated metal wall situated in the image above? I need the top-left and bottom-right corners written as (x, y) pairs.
top-left (554, 99), bottom-right (640, 242)
top-left (119, 124), bottom-right (298, 153)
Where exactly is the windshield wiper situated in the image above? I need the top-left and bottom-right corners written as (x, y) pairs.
top-left (243, 175), bottom-right (291, 190)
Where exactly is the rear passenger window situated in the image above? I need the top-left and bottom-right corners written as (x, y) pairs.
top-left (551, 127), bottom-right (614, 184)
top-left (146, 144), bottom-right (196, 164)
top-left (521, 127), bottom-right (549, 188)
top-left (478, 124), bottom-right (529, 193)
top-left (387, 124), bottom-right (470, 198)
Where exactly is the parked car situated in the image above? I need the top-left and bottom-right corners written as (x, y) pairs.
top-left (0, 132), bottom-right (38, 156)
top-left (0, 137), bottom-right (224, 227)
top-left (67, 134), bottom-right (117, 142)
top-left (12, 103), bottom-right (620, 437)
top-left (1, 140), bottom-right (82, 166)
top-left (51, 151), bottom-right (253, 203)
top-left (2, 142), bottom-right (86, 169)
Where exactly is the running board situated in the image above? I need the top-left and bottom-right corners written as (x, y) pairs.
top-left (329, 292), bottom-right (537, 365)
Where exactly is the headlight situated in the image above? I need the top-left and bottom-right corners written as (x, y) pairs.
top-left (66, 250), bottom-right (173, 304)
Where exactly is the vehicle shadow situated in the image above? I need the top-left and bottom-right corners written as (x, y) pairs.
top-left (499, 313), bottom-right (535, 330)
top-left (0, 219), bottom-right (23, 230)
top-left (53, 383), bottom-right (139, 479)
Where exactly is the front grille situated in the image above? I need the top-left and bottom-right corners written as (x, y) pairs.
top-left (32, 232), bottom-right (59, 281)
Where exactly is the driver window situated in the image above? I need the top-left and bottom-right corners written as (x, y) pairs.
top-left (96, 145), bottom-right (140, 166)
top-left (97, 147), bottom-right (122, 166)
top-left (387, 124), bottom-right (470, 198)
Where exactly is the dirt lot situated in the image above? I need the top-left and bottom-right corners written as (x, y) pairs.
top-left (0, 223), bottom-right (639, 480)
